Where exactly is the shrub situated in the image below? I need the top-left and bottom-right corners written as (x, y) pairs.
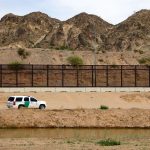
top-left (98, 59), bottom-right (104, 62)
top-left (8, 61), bottom-right (22, 70)
top-left (96, 139), bottom-right (121, 146)
top-left (66, 140), bottom-right (74, 144)
top-left (67, 56), bottom-right (84, 66)
top-left (17, 48), bottom-right (30, 59)
top-left (99, 105), bottom-right (109, 110)
top-left (111, 64), bottom-right (119, 69)
top-left (138, 57), bottom-right (150, 65)
top-left (56, 45), bottom-right (73, 51)
top-left (138, 50), bottom-right (144, 54)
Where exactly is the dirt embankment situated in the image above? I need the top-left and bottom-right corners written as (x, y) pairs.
top-left (0, 109), bottom-right (150, 128)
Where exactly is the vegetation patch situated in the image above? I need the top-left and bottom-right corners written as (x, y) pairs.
top-left (17, 48), bottom-right (31, 59)
top-left (8, 61), bottom-right (22, 70)
top-left (67, 56), bottom-right (84, 66)
top-left (96, 139), bottom-right (121, 146)
top-left (99, 105), bottom-right (109, 110)
top-left (56, 45), bottom-right (73, 51)
top-left (66, 140), bottom-right (75, 144)
top-left (111, 64), bottom-right (120, 69)
top-left (138, 57), bottom-right (150, 65)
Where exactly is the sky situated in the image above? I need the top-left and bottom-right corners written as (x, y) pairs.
top-left (0, 0), bottom-right (150, 24)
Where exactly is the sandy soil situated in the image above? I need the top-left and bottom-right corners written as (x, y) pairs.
top-left (0, 92), bottom-right (150, 149)
top-left (0, 48), bottom-right (148, 65)
top-left (0, 92), bottom-right (150, 128)
top-left (1, 92), bottom-right (150, 110)
top-left (0, 137), bottom-right (150, 150)
top-left (0, 108), bottom-right (150, 128)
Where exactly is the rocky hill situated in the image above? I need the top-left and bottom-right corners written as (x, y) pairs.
top-left (0, 12), bottom-right (60, 48)
top-left (106, 9), bottom-right (150, 52)
top-left (0, 9), bottom-right (149, 52)
top-left (33, 12), bottom-right (113, 50)
top-left (0, 10), bottom-right (150, 65)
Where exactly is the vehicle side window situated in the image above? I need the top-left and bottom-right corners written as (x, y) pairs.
top-left (24, 97), bottom-right (29, 102)
top-left (31, 98), bottom-right (37, 102)
top-left (8, 97), bottom-right (14, 102)
top-left (16, 97), bottom-right (22, 102)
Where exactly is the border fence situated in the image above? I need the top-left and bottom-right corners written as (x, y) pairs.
top-left (0, 65), bottom-right (150, 87)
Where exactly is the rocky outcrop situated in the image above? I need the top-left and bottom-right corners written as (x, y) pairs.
top-left (106, 9), bottom-right (150, 51)
top-left (0, 10), bottom-right (150, 52)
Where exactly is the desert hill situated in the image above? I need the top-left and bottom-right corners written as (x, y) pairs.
top-left (0, 12), bottom-right (60, 48)
top-left (0, 10), bottom-right (150, 65)
top-left (106, 9), bottom-right (150, 51)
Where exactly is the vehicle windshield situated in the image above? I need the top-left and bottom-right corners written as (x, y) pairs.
top-left (8, 97), bottom-right (14, 102)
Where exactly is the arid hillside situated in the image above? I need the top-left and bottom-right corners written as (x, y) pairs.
top-left (0, 10), bottom-right (150, 65)
top-left (106, 9), bottom-right (150, 52)
top-left (0, 12), bottom-right (60, 48)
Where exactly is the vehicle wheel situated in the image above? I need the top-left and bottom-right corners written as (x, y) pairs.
top-left (39, 105), bottom-right (45, 110)
top-left (18, 105), bottom-right (24, 109)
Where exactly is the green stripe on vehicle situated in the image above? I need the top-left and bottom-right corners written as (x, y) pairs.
top-left (24, 101), bottom-right (30, 107)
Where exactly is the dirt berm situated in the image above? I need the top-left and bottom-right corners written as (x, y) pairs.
top-left (0, 109), bottom-right (150, 128)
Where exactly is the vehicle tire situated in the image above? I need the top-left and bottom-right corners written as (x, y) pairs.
top-left (39, 105), bottom-right (46, 110)
top-left (18, 105), bottom-right (24, 109)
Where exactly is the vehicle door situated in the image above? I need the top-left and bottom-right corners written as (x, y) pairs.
top-left (24, 97), bottom-right (30, 108)
top-left (30, 97), bottom-right (38, 108)
top-left (15, 97), bottom-right (23, 107)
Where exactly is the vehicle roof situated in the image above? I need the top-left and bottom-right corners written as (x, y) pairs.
top-left (9, 96), bottom-right (31, 98)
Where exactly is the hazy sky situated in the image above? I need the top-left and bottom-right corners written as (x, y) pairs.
top-left (0, 0), bottom-right (150, 24)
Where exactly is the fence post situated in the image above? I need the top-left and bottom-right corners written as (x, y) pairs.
top-left (121, 65), bottom-right (123, 87)
top-left (0, 65), bottom-right (2, 87)
top-left (62, 65), bottom-right (64, 87)
top-left (47, 65), bottom-right (49, 87)
top-left (77, 67), bottom-right (79, 87)
top-left (95, 65), bottom-right (97, 87)
top-left (135, 65), bottom-right (137, 87)
top-left (16, 69), bottom-right (18, 87)
top-left (32, 65), bottom-right (33, 87)
top-left (92, 65), bottom-right (94, 87)
top-left (106, 65), bottom-right (108, 87)
top-left (149, 66), bottom-right (150, 87)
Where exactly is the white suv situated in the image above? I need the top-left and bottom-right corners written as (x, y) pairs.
top-left (7, 96), bottom-right (47, 109)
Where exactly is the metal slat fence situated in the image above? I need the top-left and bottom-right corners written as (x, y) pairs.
top-left (0, 65), bottom-right (149, 87)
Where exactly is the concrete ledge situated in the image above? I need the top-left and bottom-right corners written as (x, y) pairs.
top-left (40, 88), bottom-right (55, 92)
top-left (128, 88), bottom-right (144, 92)
top-left (144, 88), bottom-right (150, 92)
top-left (100, 88), bottom-right (116, 92)
top-left (70, 88), bottom-right (86, 92)
top-left (85, 88), bottom-right (100, 92)
top-left (24, 88), bottom-right (41, 92)
top-left (115, 88), bottom-right (130, 92)
top-left (55, 88), bottom-right (70, 92)
top-left (0, 87), bottom-right (149, 93)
